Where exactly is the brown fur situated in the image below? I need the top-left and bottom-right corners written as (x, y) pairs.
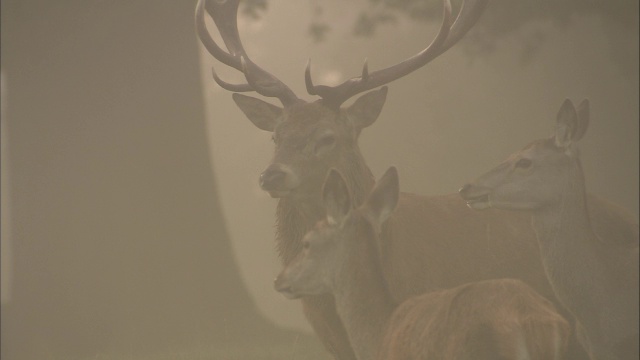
top-left (380, 279), bottom-right (571, 360)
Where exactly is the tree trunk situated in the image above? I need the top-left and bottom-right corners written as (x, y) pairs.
top-left (0, 1), bottom-right (290, 358)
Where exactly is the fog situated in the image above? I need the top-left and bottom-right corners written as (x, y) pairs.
top-left (201, 0), bottom-right (638, 332)
top-left (1, 0), bottom-right (638, 358)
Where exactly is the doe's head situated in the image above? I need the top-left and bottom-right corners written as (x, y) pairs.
top-left (459, 99), bottom-right (590, 211)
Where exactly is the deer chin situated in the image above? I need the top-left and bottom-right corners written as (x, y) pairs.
top-left (276, 287), bottom-right (302, 300)
top-left (267, 190), bottom-right (292, 198)
top-left (465, 194), bottom-right (491, 210)
top-left (282, 291), bottom-right (302, 300)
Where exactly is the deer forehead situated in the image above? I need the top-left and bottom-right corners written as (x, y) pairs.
top-left (284, 101), bottom-right (339, 123)
top-left (507, 138), bottom-right (574, 170)
top-left (275, 110), bottom-right (351, 142)
top-left (302, 227), bottom-right (338, 252)
top-left (513, 138), bottom-right (559, 159)
top-left (309, 217), bottom-right (353, 241)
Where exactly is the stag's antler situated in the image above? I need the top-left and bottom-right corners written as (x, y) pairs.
top-left (305, 0), bottom-right (488, 108)
top-left (195, 0), bottom-right (300, 107)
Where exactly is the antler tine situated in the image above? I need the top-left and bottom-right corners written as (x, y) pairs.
top-left (196, 0), bottom-right (300, 106)
top-left (195, 0), bottom-right (240, 71)
top-left (305, 58), bottom-right (371, 97)
top-left (305, 59), bottom-right (318, 96)
top-left (211, 66), bottom-right (253, 92)
top-left (437, 0), bottom-right (490, 56)
top-left (361, 59), bottom-right (369, 81)
top-left (306, 0), bottom-right (488, 108)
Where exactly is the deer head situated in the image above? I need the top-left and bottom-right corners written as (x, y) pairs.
top-left (459, 99), bottom-right (590, 211)
top-left (274, 166), bottom-right (399, 299)
top-left (196, 0), bottom-right (487, 202)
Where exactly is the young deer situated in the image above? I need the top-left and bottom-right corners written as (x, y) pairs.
top-left (460, 100), bottom-right (639, 360)
top-left (276, 167), bottom-right (571, 360)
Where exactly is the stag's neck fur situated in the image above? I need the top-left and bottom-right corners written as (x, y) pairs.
top-left (276, 151), bottom-right (375, 265)
top-left (332, 218), bottom-right (396, 360)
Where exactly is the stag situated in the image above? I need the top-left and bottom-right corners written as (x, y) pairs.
top-left (460, 99), bottom-right (639, 360)
top-left (276, 167), bottom-right (571, 360)
top-left (195, 0), bottom-right (636, 358)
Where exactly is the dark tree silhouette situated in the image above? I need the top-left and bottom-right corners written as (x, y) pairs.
top-left (350, 0), bottom-right (638, 74)
top-left (251, 0), bottom-right (638, 77)
top-left (0, 1), bottom-right (307, 359)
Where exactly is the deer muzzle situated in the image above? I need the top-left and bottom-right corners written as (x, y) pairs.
top-left (459, 183), bottom-right (492, 210)
top-left (273, 273), bottom-right (299, 299)
top-left (259, 163), bottom-right (299, 197)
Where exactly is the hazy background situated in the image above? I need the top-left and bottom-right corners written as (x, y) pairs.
top-left (1, 0), bottom-right (638, 359)
top-left (201, 0), bottom-right (639, 332)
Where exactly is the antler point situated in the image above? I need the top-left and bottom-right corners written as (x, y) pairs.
top-left (305, 59), bottom-right (318, 96)
top-left (362, 58), bottom-right (369, 81)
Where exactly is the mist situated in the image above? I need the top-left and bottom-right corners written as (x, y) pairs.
top-left (1, 0), bottom-right (638, 359)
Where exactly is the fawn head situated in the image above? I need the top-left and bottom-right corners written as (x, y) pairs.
top-left (274, 167), bottom-right (399, 299)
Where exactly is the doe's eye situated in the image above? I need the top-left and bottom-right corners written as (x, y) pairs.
top-left (302, 241), bottom-right (310, 250)
top-left (515, 158), bottom-right (533, 169)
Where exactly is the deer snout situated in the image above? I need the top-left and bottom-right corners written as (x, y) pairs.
top-left (459, 183), bottom-right (491, 210)
top-left (260, 166), bottom-right (285, 188)
top-left (259, 164), bottom-right (299, 197)
top-left (273, 273), bottom-right (288, 292)
top-left (274, 273), bottom-right (299, 299)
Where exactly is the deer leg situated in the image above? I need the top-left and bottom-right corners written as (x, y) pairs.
top-left (301, 294), bottom-right (357, 360)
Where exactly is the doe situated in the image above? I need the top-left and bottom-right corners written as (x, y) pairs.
top-left (460, 99), bottom-right (639, 360)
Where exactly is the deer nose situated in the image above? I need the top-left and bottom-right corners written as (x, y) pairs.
top-left (259, 167), bottom-right (286, 190)
top-left (273, 274), bottom-right (290, 293)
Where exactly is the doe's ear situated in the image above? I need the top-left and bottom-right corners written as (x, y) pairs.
top-left (555, 99), bottom-right (579, 149)
top-left (232, 93), bottom-right (283, 132)
top-left (573, 99), bottom-right (590, 142)
top-left (322, 169), bottom-right (352, 225)
top-left (363, 166), bottom-right (399, 226)
top-left (346, 86), bottom-right (388, 130)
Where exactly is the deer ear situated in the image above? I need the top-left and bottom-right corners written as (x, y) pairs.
top-left (345, 86), bottom-right (388, 130)
top-left (232, 93), bottom-right (283, 132)
top-left (322, 169), bottom-right (352, 225)
top-left (573, 99), bottom-right (590, 142)
top-left (555, 99), bottom-right (579, 149)
top-left (364, 166), bottom-right (399, 226)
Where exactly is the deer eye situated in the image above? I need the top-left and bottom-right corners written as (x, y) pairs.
top-left (315, 134), bottom-right (336, 155)
top-left (302, 241), bottom-right (310, 250)
top-left (515, 158), bottom-right (532, 169)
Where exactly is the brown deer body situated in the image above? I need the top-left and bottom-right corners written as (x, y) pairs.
top-left (196, 1), bottom-right (637, 358)
top-left (276, 167), bottom-right (571, 360)
top-left (460, 100), bottom-right (639, 360)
